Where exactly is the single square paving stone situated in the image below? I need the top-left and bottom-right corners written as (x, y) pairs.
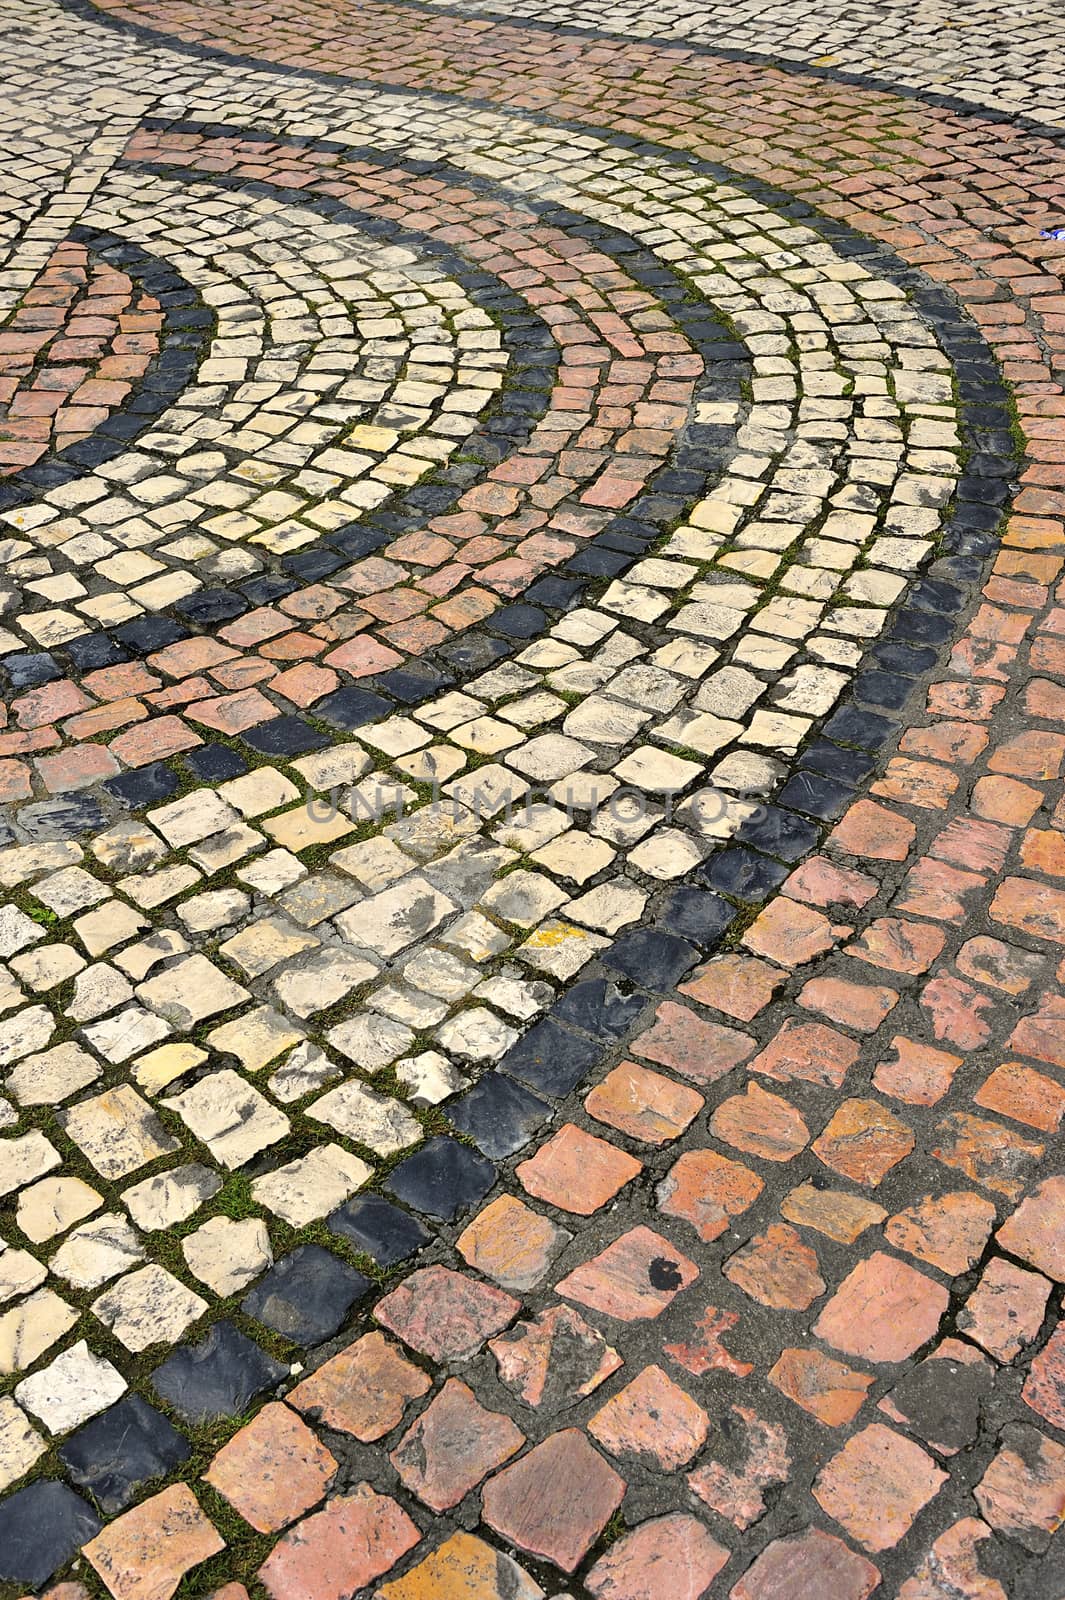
top-left (557, 1225), bottom-right (699, 1321)
top-left (257, 1483), bottom-right (420, 1600)
top-left (376, 1265), bottom-right (519, 1362)
top-left (59, 1393), bottom-right (191, 1515)
top-left (389, 1377), bottom-right (525, 1513)
top-left (242, 1245), bottom-right (370, 1348)
top-left (376, 1531), bottom-right (543, 1600)
top-left (0, 1480), bottom-right (101, 1589)
top-left (730, 1526), bottom-right (880, 1600)
top-left (15, 1338), bottom-right (126, 1435)
top-left (93, 1264), bottom-right (207, 1353)
top-left (151, 1320), bottom-right (287, 1424)
top-left (702, 847), bottom-right (790, 902)
top-left (385, 1135), bottom-right (494, 1222)
top-left (481, 1427), bottom-right (625, 1574)
top-left (457, 1194), bottom-right (571, 1293)
top-left (585, 1512), bottom-right (729, 1600)
top-left (550, 976), bottom-right (649, 1039)
top-left (498, 1018), bottom-right (603, 1099)
top-left (448, 1071), bottom-right (553, 1158)
top-left (813, 1422), bottom-right (947, 1552)
top-left (243, 715), bottom-right (329, 758)
top-left (327, 1193), bottom-right (431, 1267)
top-left (655, 885), bottom-right (736, 946)
top-left (83, 1482), bottom-right (225, 1600)
top-left (601, 928), bottom-right (700, 988)
top-left (204, 1402), bottom-right (338, 1534)
top-left (288, 1331), bottom-right (430, 1443)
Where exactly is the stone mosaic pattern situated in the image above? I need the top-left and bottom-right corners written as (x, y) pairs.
top-left (0, 0), bottom-right (1062, 1595)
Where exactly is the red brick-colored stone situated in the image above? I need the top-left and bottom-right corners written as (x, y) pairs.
top-left (780, 1182), bottom-right (886, 1244)
top-left (797, 974), bottom-right (898, 1032)
top-left (481, 1429), bottom-right (625, 1574)
top-left (456, 1194), bottom-right (569, 1291)
top-left (730, 1527), bottom-right (879, 1600)
top-left (586, 1513), bottom-right (729, 1600)
top-left (897, 1518), bottom-right (1006, 1600)
top-left (829, 798), bottom-right (916, 861)
top-left (664, 1305), bottom-right (753, 1380)
top-left (1025, 1322), bottom-right (1065, 1428)
top-left (932, 1111), bottom-right (1044, 1200)
top-left (813, 1098), bottom-right (915, 1187)
top-left (657, 1147), bottom-right (763, 1242)
top-left (83, 1484), bottom-right (224, 1600)
top-left (783, 854), bottom-right (879, 910)
top-left (724, 1223), bottom-right (825, 1311)
top-left (585, 1060), bottom-right (703, 1145)
top-left (988, 729), bottom-right (1065, 780)
top-left (748, 1018), bottom-right (860, 1090)
top-left (588, 1363), bottom-right (708, 1471)
top-left (814, 1252), bottom-right (948, 1363)
top-left (768, 1347), bottom-right (873, 1427)
top-left (976, 1061), bottom-right (1065, 1131)
top-left (958, 1258), bottom-right (1052, 1362)
top-left (517, 1122), bottom-right (642, 1215)
top-left (257, 1485), bottom-right (420, 1600)
top-left (204, 1404), bottom-right (336, 1533)
top-left (288, 1331), bottom-right (430, 1441)
top-left (996, 1175), bottom-right (1065, 1280)
top-left (389, 1378), bottom-right (524, 1512)
top-left (813, 1424), bottom-right (946, 1552)
top-left (973, 777), bottom-right (1044, 827)
top-left (920, 974), bottom-right (995, 1050)
top-left (710, 1082), bottom-right (809, 1162)
top-left (845, 917), bottom-right (946, 977)
top-left (885, 1191), bottom-right (997, 1275)
top-left (895, 858), bottom-right (985, 925)
top-left (872, 1035), bottom-right (964, 1106)
top-left (678, 953), bottom-right (785, 1021)
top-left (1007, 992), bottom-right (1065, 1067)
top-left (975, 1424), bottom-right (1065, 1551)
top-left (489, 1303), bottom-right (622, 1412)
top-left (631, 999), bottom-right (754, 1083)
top-left (742, 897), bottom-right (840, 967)
top-left (872, 757), bottom-right (959, 811)
top-left (688, 1405), bottom-right (789, 1531)
top-left (376, 1533), bottom-right (541, 1600)
top-left (955, 936), bottom-right (1045, 995)
top-left (375, 1266), bottom-right (519, 1361)
top-left (556, 1225), bottom-right (698, 1321)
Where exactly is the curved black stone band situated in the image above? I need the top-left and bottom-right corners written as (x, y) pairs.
top-left (0, 225), bottom-right (213, 510)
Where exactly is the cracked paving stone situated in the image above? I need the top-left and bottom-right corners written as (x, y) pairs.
top-left (585, 1513), bottom-right (729, 1600)
top-left (390, 1377), bottom-right (524, 1512)
top-left (256, 1483), bottom-right (420, 1600)
top-left (490, 1303), bottom-right (622, 1413)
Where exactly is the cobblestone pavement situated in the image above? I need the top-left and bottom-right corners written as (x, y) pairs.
top-left (0, 0), bottom-right (1064, 1595)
